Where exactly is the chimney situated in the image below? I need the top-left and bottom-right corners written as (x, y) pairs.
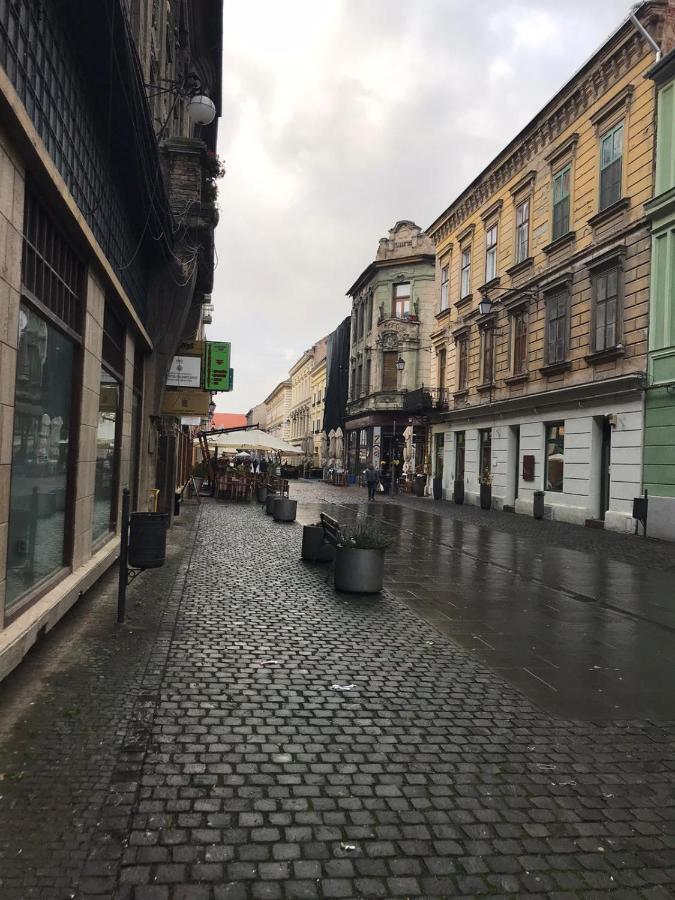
top-left (662, 0), bottom-right (675, 55)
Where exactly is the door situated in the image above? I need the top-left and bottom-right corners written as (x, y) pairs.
top-left (600, 417), bottom-right (611, 520)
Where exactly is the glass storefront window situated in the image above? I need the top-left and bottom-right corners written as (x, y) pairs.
top-left (479, 428), bottom-right (492, 483)
top-left (545, 422), bottom-right (565, 492)
top-left (92, 368), bottom-right (120, 541)
top-left (6, 305), bottom-right (75, 609)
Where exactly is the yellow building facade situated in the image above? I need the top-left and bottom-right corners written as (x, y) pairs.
top-left (311, 353), bottom-right (327, 466)
top-left (426, 4), bottom-right (667, 532)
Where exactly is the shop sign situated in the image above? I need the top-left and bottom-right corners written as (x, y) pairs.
top-left (167, 355), bottom-right (202, 388)
top-left (161, 390), bottom-right (211, 416)
top-left (178, 340), bottom-right (204, 356)
top-left (203, 341), bottom-right (231, 390)
top-left (180, 416), bottom-right (202, 426)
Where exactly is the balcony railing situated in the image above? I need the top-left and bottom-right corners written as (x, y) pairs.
top-left (402, 387), bottom-right (449, 413)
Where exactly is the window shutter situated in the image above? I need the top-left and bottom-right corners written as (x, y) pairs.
top-left (382, 351), bottom-right (397, 391)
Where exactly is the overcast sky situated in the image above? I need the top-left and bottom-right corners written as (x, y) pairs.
top-left (210, 0), bottom-right (632, 414)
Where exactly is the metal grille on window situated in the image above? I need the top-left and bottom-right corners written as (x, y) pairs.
top-left (600, 124), bottom-right (623, 211)
top-left (0, 0), bottom-right (149, 314)
top-left (594, 267), bottom-right (619, 351)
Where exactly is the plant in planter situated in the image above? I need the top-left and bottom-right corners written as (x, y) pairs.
top-left (479, 469), bottom-right (492, 510)
top-left (334, 519), bottom-right (394, 594)
top-left (301, 522), bottom-right (335, 563)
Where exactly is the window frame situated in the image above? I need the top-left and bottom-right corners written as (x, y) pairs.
top-left (544, 422), bottom-right (565, 493)
top-left (512, 308), bottom-right (528, 375)
top-left (392, 281), bottom-right (411, 319)
top-left (552, 164), bottom-right (571, 241)
top-left (460, 245), bottom-right (472, 298)
top-left (440, 263), bottom-right (449, 311)
top-left (480, 325), bottom-right (495, 384)
top-left (485, 223), bottom-right (498, 282)
top-left (599, 121), bottom-right (624, 212)
top-left (515, 197), bottom-right (530, 264)
top-left (545, 287), bottom-right (570, 365)
top-left (591, 263), bottom-right (622, 352)
top-left (456, 334), bottom-right (469, 391)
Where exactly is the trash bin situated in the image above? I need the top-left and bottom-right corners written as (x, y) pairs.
top-left (533, 490), bottom-right (545, 520)
top-left (128, 512), bottom-right (168, 568)
top-left (414, 475), bottom-right (426, 497)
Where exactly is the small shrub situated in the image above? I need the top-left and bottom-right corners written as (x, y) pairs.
top-left (338, 519), bottom-right (394, 551)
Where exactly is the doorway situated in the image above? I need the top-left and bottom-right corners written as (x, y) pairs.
top-left (599, 417), bottom-right (612, 520)
top-left (510, 425), bottom-right (520, 503)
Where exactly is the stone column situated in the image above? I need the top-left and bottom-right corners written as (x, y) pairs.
top-left (0, 126), bottom-right (25, 623)
top-left (72, 272), bottom-right (104, 569)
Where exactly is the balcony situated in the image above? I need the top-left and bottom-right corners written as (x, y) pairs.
top-left (402, 387), bottom-right (449, 414)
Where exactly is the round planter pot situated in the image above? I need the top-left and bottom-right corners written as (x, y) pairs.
top-left (301, 525), bottom-right (335, 562)
top-left (256, 485), bottom-right (268, 504)
top-left (334, 547), bottom-right (385, 594)
top-left (273, 498), bottom-right (297, 522)
top-left (265, 493), bottom-right (278, 515)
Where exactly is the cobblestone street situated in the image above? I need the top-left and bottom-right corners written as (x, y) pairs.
top-left (0, 482), bottom-right (674, 899)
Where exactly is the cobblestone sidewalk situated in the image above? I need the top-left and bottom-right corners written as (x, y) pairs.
top-left (0, 493), bottom-right (674, 899)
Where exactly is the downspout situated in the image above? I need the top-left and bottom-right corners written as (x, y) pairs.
top-left (630, 2), bottom-right (662, 60)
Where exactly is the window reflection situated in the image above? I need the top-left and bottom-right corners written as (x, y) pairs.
top-left (92, 368), bottom-right (119, 541)
top-left (6, 305), bottom-right (75, 608)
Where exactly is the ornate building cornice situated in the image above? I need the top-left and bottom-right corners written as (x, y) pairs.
top-left (427, 27), bottom-right (650, 247)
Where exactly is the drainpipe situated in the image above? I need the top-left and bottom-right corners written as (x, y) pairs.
top-left (630, 2), bottom-right (662, 61)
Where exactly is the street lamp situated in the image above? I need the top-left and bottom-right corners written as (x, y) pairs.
top-left (396, 356), bottom-right (406, 371)
top-left (478, 295), bottom-right (493, 317)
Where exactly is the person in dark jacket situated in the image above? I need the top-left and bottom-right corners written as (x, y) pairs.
top-left (364, 462), bottom-right (379, 501)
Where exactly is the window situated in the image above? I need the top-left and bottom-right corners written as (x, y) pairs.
top-left (545, 422), bottom-right (565, 492)
top-left (552, 165), bottom-right (571, 240)
top-left (382, 351), bottom-right (398, 391)
top-left (546, 289), bottom-right (569, 365)
top-left (593, 266), bottom-right (620, 351)
top-left (437, 348), bottom-right (446, 391)
top-left (515, 199), bottom-right (530, 263)
top-left (457, 335), bottom-right (468, 390)
top-left (393, 282), bottom-right (410, 318)
top-left (455, 431), bottom-right (465, 479)
top-left (350, 367), bottom-right (356, 399)
top-left (600, 123), bottom-right (624, 211)
top-left (485, 224), bottom-right (498, 282)
top-left (481, 327), bottom-right (494, 383)
top-left (93, 367), bottom-right (120, 541)
top-left (513, 310), bottom-right (527, 374)
top-left (440, 264), bottom-right (449, 311)
top-left (367, 294), bottom-right (373, 332)
top-left (357, 363), bottom-right (363, 396)
top-left (479, 428), bottom-right (492, 482)
top-left (365, 358), bottom-right (371, 395)
top-left (460, 246), bottom-right (472, 298)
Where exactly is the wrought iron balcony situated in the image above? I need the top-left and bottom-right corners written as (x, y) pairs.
top-left (402, 387), bottom-right (449, 413)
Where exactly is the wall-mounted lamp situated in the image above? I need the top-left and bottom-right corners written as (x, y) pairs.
top-left (396, 356), bottom-right (406, 371)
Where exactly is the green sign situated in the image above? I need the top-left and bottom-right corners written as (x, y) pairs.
top-left (203, 341), bottom-right (231, 390)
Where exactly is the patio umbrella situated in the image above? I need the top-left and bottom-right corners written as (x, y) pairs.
top-left (319, 431), bottom-right (328, 467)
top-left (198, 428), bottom-right (303, 455)
top-left (334, 427), bottom-right (344, 469)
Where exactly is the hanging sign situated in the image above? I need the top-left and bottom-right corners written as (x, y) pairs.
top-left (167, 355), bottom-right (202, 388)
top-left (203, 341), bottom-right (231, 390)
top-left (161, 390), bottom-right (211, 416)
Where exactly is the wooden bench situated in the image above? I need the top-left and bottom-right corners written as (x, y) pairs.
top-left (319, 512), bottom-right (340, 549)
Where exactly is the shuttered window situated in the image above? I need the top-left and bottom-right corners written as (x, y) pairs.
top-left (546, 290), bottom-right (569, 365)
top-left (593, 267), bottom-right (620, 351)
top-left (382, 351), bottom-right (398, 391)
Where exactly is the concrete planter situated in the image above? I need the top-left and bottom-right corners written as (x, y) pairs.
top-left (301, 525), bottom-right (335, 562)
top-left (256, 485), bottom-right (268, 504)
top-left (480, 483), bottom-right (492, 510)
top-left (265, 493), bottom-right (278, 515)
top-left (273, 498), bottom-right (297, 522)
top-left (334, 547), bottom-right (385, 594)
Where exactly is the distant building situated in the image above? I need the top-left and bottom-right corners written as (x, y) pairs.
top-left (344, 220), bottom-right (437, 478)
top-left (265, 380), bottom-right (292, 441)
top-left (246, 403), bottom-right (268, 431)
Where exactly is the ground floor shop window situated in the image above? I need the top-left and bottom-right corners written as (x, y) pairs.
top-left (479, 428), bottom-right (492, 482)
top-left (92, 367), bottom-right (120, 541)
top-left (434, 433), bottom-right (444, 479)
top-left (545, 422), bottom-right (565, 492)
top-left (6, 305), bottom-right (76, 609)
top-left (455, 431), bottom-right (465, 480)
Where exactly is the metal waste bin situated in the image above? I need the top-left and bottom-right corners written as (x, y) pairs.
top-left (533, 490), bottom-right (545, 520)
top-left (128, 512), bottom-right (168, 568)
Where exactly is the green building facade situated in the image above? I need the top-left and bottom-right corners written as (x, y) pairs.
top-left (645, 48), bottom-right (675, 540)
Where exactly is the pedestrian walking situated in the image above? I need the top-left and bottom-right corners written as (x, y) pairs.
top-left (364, 462), bottom-right (379, 501)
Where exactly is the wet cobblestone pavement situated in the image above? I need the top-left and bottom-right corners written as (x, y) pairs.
top-left (0, 483), bottom-right (674, 899)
